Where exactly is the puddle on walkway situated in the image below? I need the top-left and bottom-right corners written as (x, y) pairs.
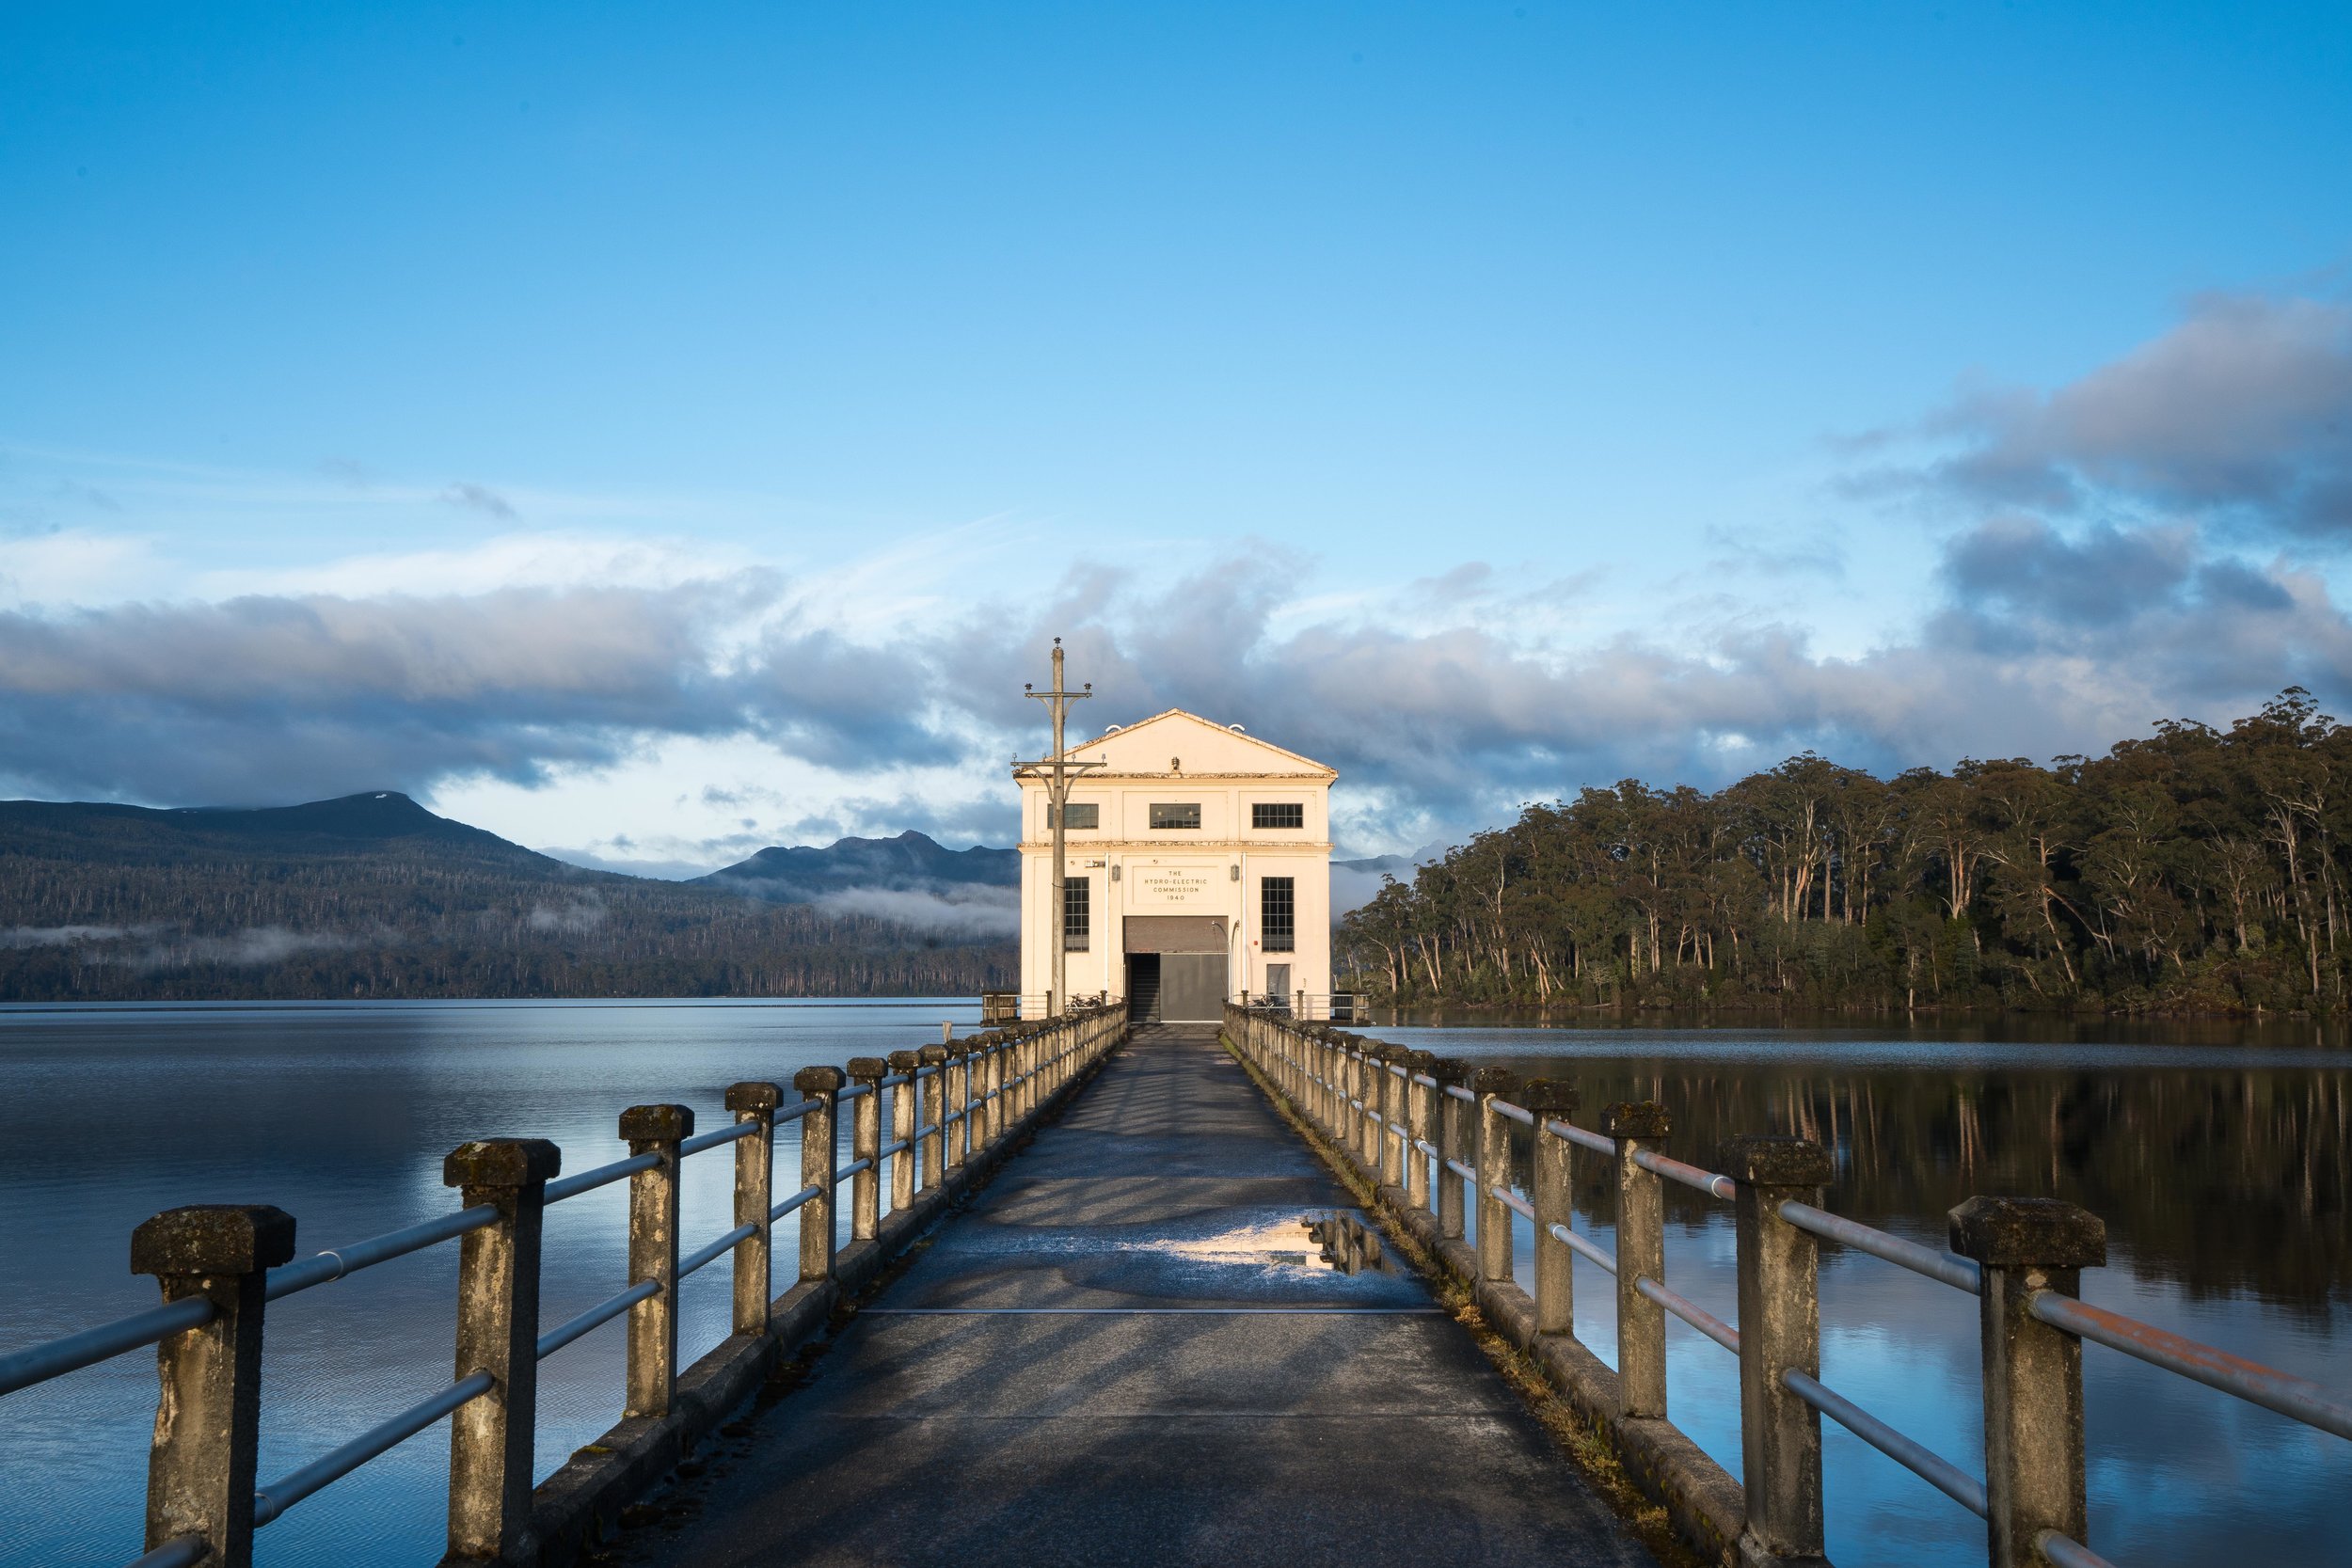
top-left (1144, 1212), bottom-right (1385, 1275)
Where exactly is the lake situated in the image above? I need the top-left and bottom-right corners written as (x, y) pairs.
top-left (1, 1002), bottom-right (2344, 1567)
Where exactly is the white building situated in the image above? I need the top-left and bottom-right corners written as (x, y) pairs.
top-left (1014, 709), bottom-right (1334, 1022)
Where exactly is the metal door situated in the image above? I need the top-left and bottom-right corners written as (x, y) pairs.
top-left (1158, 954), bottom-right (1227, 1022)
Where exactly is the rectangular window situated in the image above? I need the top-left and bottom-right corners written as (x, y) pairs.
top-left (1261, 877), bottom-right (1295, 952)
top-left (1048, 801), bottom-right (1099, 830)
top-left (1063, 877), bottom-right (1089, 951)
top-left (1149, 802), bottom-right (1202, 830)
top-left (1252, 801), bottom-right (1305, 830)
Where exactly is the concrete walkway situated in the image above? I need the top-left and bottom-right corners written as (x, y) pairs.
top-left (626, 1024), bottom-right (1655, 1568)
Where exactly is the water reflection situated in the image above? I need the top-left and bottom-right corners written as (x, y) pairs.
top-left (1378, 1019), bottom-right (2351, 1568)
top-left (0, 999), bottom-right (979, 1568)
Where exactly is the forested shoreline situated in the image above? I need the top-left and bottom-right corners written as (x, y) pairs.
top-left (0, 794), bottom-right (1012, 1002)
top-left (1338, 690), bottom-right (2352, 1016)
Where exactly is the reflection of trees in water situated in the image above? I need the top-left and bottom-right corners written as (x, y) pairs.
top-left (1486, 1057), bottom-right (2351, 1312)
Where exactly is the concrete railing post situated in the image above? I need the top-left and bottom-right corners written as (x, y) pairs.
top-left (945, 1045), bottom-right (970, 1171)
top-left (1522, 1081), bottom-right (1580, 1338)
top-left (620, 1103), bottom-right (691, 1419)
top-left (1378, 1049), bottom-right (1406, 1191)
top-left (1359, 1043), bottom-right (1386, 1175)
top-left (724, 1083), bottom-right (780, 1338)
top-left (1432, 1059), bottom-right (1470, 1241)
top-left (1473, 1069), bottom-right (1521, 1284)
top-left (792, 1067), bottom-right (844, 1283)
top-left (846, 1059), bottom-right (885, 1241)
top-left (1405, 1051), bottom-right (1438, 1212)
top-left (988, 1035), bottom-right (1008, 1141)
top-left (442, 1138), bottom-right (560, 1562)
top-left (969, 1035), bottom-right (993, 1148)
top-left (1950, 1196), bottom-right (2108, 1568)
top-left (132, 1204), bottom-right (296, 1568)
top-left (1326, 1032), bottom-right (1344, 1136)
top-left (918, 1047), bottom-right (948, 1192)
top-left (888, 1052), bottom-right (921, 1216)
top-left (1603, 1101), bottom-right (1671, 1419)
top-left (1724, 1133), bottom-right (1835, 1566)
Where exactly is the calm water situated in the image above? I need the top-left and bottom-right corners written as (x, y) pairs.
top-left (0, 999), bottom-right (982, 1568)
top-left (1, 1004), bottom-right (2345, 1567)
top-left (1377, 1013), bottom-right (2351, 1568)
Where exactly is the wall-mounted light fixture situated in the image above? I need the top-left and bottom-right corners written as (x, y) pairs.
top-left (1109, 864), bottom-right (1121, 881)
top-left (1230, 864), bottom-right (1241, 881)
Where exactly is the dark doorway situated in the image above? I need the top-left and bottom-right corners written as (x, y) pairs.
top-left (1125, 954), bottom-right (1161, 1022)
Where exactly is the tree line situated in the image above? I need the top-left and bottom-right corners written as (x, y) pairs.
top-left (1, 833), bottom-right (1011, 1001)
top-left (1339, 689), bottom-right (2352, 1014)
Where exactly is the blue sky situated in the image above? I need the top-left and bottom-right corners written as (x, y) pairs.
top-left (3, 3), bottom-right (2348, 870)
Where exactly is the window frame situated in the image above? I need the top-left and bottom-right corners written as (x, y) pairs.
top-left (1063, 875), bottom-right (1090, 952)
top-left (1260, 875), bottom-right (1295, 953)
top-left (1048, 801), bottom-right (1100, 830)
top-left (1251, 801), bottom-right (1306, 830)
top-left (1148, 802), bottom-right (1203, 831)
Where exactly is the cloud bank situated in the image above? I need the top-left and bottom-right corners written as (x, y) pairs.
top-left (4, 287), bottom-right (2347, 847)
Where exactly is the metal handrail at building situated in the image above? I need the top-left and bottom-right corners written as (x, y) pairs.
top-left (0, 1004), bottom-right (1129, 1568)
top-left (1224, 1004), bottom-right (2352, 1568)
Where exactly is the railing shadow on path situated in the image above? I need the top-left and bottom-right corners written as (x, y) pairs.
top-left (0, 1005), bottom-right (1129, 1568)
top-left (1225, 1004), bottom-right (2352, 1568)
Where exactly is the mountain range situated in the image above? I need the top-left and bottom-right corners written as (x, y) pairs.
top-left (0, 792), bottom-right (1015, 1002)
top-left (694, 832), bottom-right (1019, 939)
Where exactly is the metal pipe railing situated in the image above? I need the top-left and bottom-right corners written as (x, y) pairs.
top-left (1783, 1368), bottom-right (1986, 1517)
top-left (0, 1001), bottom-right (1134, 1568)
top-left (0, 1295), bottom-right (215, 1397)
top-left (265, 1204), bottom-right (500, 1301)
top-left (2029, 1290), bottom-right (2352, 1440)
top-left (1636, 1275), bottom-right (1740, 1354)
top-left (253, 1370), bottom-right (497, 1527)
top-left (1223, 1002), bottom-right (2352, 1568)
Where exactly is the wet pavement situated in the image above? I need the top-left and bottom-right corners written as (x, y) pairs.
top-left (626, 1023), bottom-right (1656, 1568)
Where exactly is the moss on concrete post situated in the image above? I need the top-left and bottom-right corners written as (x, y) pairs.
top-left (1377, 1048), bottom-right (1406, 1191)
top-left (1522, 1080), bottom-right (1580, 1338)
top-left (1950, 1196), bottom-right (2107, 1568)
top-left (888, 1052), bottom-right (921, 1215)
top-left (133, 1203), bottom-right (296, 1568)
top-left (1604, 1101), bottom-right (1671, 1419)
top-left (981, 1034), bottom-right (1006, 1147)
top-left (620, 1103), bottom-right (691, 1419)
top-left (791, 1067), bottom-right (844, 1284)
top-left (845, 1059), bottom-right (886, 1241)
top-left (1474, 1068), bottom-right (1521, 1284)
top-left (918, 1047), bottom-right (948, 1192)
top-left (944, 1044), bottom-right (971, 1170)
top-left (1432, 1057), bottom-right (1470, 1241)
top-left (723, 1083), bottom-right (780, 1338)
top-left (442, 1137), bottom-right (560, 1562)
top-left (1405, 1051), bottom-right (1438, 1212)
top-left (1359, 1041), bottom-right (1387, 1175)
top-left (1723, 1133), bottom-right (1834, 1567)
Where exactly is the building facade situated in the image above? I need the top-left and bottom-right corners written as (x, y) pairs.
top-left (1014, 709), bottom-right (1334, 1022)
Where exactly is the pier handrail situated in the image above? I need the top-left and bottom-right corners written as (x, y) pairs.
top-left (1225, 1003), bottom-right (2346, 1568)
top-left (0, 1002), bottom-right (1129, 1568)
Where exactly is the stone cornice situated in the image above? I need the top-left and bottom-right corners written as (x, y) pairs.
top-left (1017, 840), bottom-right (1333, 854)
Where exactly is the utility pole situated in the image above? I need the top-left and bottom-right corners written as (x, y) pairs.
top-left (1016, 640), bottom-right (1102, 1017)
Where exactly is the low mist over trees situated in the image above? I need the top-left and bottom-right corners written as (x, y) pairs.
top-left (0, 794), bottom-right (1012, 1001)
top-left (1340, 690), bottom-right (2352, 1014)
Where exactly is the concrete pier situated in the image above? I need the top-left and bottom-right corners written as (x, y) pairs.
top-left (626, 1024), bottom-right (1654, 1568)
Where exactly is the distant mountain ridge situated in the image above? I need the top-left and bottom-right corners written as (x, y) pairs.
top-left (2, 790), bottom-right (544, 863)
top-left (696, 831), bottom-right (1019, 940)
top-left (0, 793), bottom-right (1012, 1001)
top-left (697, 831), bottom-right (1017, 899)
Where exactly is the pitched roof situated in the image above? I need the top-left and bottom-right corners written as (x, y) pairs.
top-left (1024, 708), bottom-right (1336, 777)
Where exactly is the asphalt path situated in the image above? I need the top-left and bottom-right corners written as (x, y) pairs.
top-left (625, 1023), bottom-right (1655, 1568)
